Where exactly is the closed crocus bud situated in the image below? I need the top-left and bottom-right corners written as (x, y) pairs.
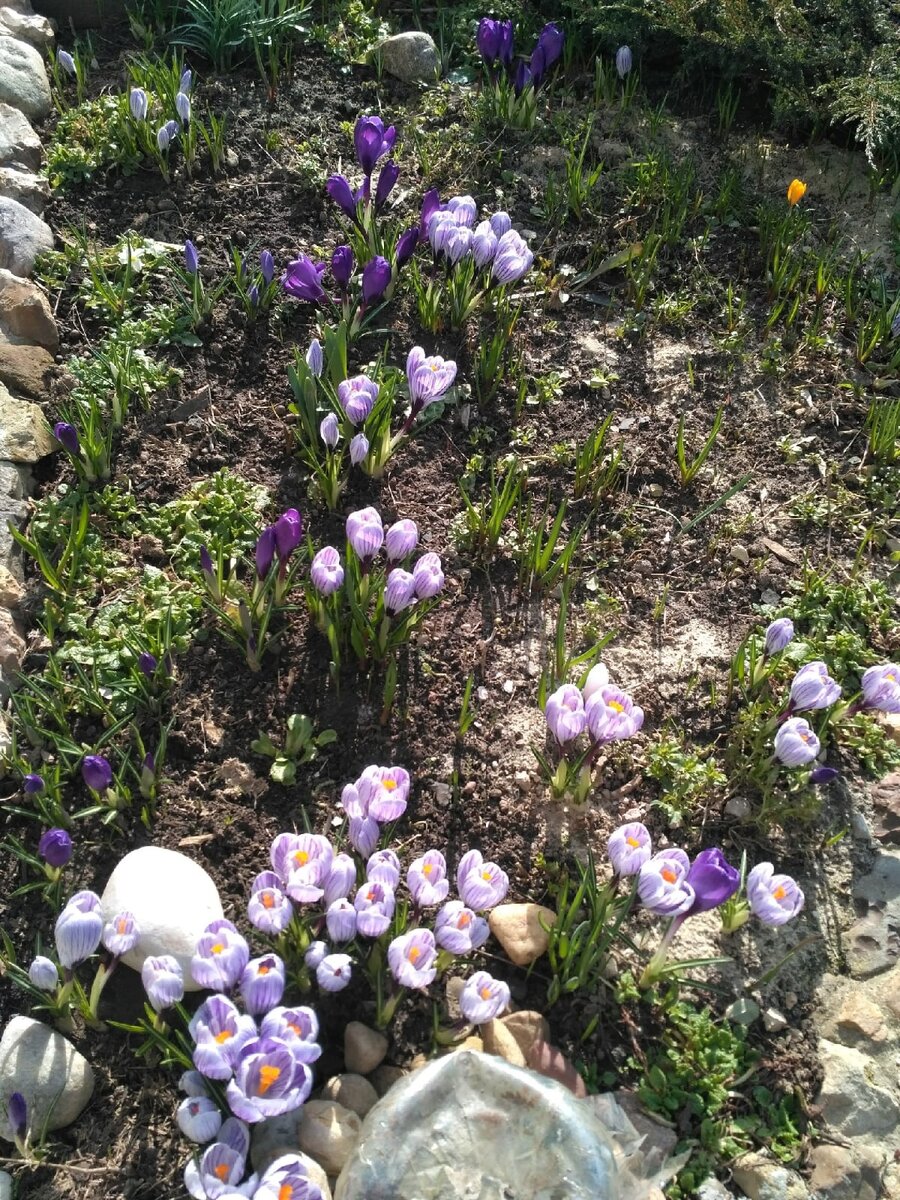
top-left (331, 244), bottom-right (355, 288)
top-left (255, 525), bottom-right (277, 577)
top-left (81, 755), bottom-right (112, 792)
top-left (395, 225), bottom-right (419, 268)
top-left (142, 954), bottom-right (184, 1012)
top-left (746, 862), bottom-right (805, 926)
top-left (375, 160), bottom-right (400, 211)
top-left (54, 421), bottom-right (80, 455)
top-left (434, 900), bottom-right (488, 953)
top-left (412, 553), bottom-right (444, 600)
top-left (388, 929), bottom-right (437, 990)
top-left (55, 891), bottom-right (103, 969)
top-left (810, 765), bottom-right (839, 785)
top-left (615, 44), bottom-right (632, 77)
top-left (447, 194), bottom-right (477, 228)
top-left (175, 90), bottom-right (191, 123)
top-left (320, 412), bottom-right (340, 448)
top-left (789, 661), bottom-right (841, 711)
top-left (346, 507), bottom-right (384, 561)
top-left (103, 911), bottom-right (140, 957)
top-left (460, 971), bottom-right (511, 1024)
top-left (310, 546), bottom-right (344, 595)
top-left (492, 229), bottom-right (534, 285)
top-left (282, 255), bottom-right (327, 304)
top-left (57, 49), bottom-right (76, 75)
top-left (607, 822), bottom-right (652, 876)
top-left (498, 20), bottom-right (514, 64)
top-left (200, 544), bottom-right (214, 575)
top-left (419, 187), bottom-right (441, 240)
top-left (581, 661), bottom-right (611, 702)
top-left (327, 173), bottom-right (359, 221)
top-left (860, 663), bottom-right (900, 712)
top-left (429, 211), bottom-right (456, 255)
top-left (764, 618), bottom-right (794, 654)
top-left (476, 17), bottom-right (502, 62)
top-left (38, 828), bottom-right (73, 868)
top-left (274, 509), bottom-right (303, 561)
top-left (537, 22), bottom-right (564, 68)
top-left (326, 898), bottom-right (357, 942)
top-left (304, 940), bottom-right (328, 969)
top-left (338, 375), bottom-right (379, 424)
top-left (513, 60), bottom-right (533, 97)
top-left (544, 684), bottom-right (586, 744)
top-left (157, 125), bottom-right (171, 152)
top-left (385, 519), bottom-right (418, 561)
top-left (7, 1092), bottom-right (27, 1146)
top-left (316, 953), bottom-right (352, 992)
top-left (349, 816), bottom-right (379, 858)
top-left (184, 240), bottom-right (199, 274)
top-left (472, 220), bottom-right (498, 269)
top-left (366, 846), bottom-right (402, 886)
top-left (23, 773), bottom-right (45, 794)
top-left (787, 178), bottom-right (807, 207)
top-left (774, 717), bottom-right (820, 766)
top-left (306, 338), bottom-right (324, 377)
top-left (349, 432), bottom-right (369, 466)
top-left (685, 848), bottom-right (740, 914)
top-left (240, 954), bottom-right (285, 1015)
top-left (637, 849), bottom-right (694, 917)
top-left (129, 87), bottom-right (148, 119)
top-left (489, 211), bottom-right (512, 237)
top-left (354, 881), bottom-right (395, 937)
top-left (28, 955), bottom-right (59, 991)
top-left (323, 853), bottom-right (356, 905)
top-left (259, 249), bottom-right (275, 284)
top-left (530, 38), bottom-right (548, 88)
top-left (138, 651), bottom-right (157, 677)
top-left (361, 255), bottom-right (392, 305)
top-left (177, 1095), bottom-right (222, 1144)
top-left (354, 114), bottom-right (393, 176)
top-left (248, 873), bottom-right (293, 935)
top-left (385, 568), bottom-right (416, 614)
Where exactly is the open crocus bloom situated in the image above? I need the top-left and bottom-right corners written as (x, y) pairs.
top-left (747, 862), bottom-right (805, 925)
top-left (434, 899), bottom-right (489, 954)
top-left (584, 686), bottom-right (643, 744)
top-left (607, 823), bottom-right (652, 877)
top-left (774, 717), bottom-right (820, 766)
top-left (789, 661), bottom-right (841, 711)
top-left (406, 346), bottom-right (457, 410)
top-left (259, 1007), bottom-right (321, 1064)
top-left (407, 850), bottom-right (450, 907)
top-left (459, 971), bottom-right (511, 1024)
top-left (270, 834), bottom-right (334, 903)
top-left (357, 765), bottom-right (410, 821)
top-left (544, 684), bottom-right (585, 744)
top-left (637, 849), bottom-right (694, 917)
top-left (226, 1036), bottom-right (314, 1122)
top-left (190, 995), bottom-right (258, 1081)
top-left (388, 929), bottom-right (438, 989)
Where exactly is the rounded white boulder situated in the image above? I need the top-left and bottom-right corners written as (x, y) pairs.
top-left (100, 846), bottom-right (224, 991)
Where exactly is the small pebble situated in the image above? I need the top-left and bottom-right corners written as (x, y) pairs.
top-left (730, 544), bottom-right (750, 565)
top-left (763, 1007), bottom-right (788, 1033)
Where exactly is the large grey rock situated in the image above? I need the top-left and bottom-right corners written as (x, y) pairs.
top-left (0, 8), bottom-right (54, 48)
top-left (0, 165), bottom-right (49, 213)
top-left (0, 1016), bottom-right (95, 1134)
top-left (0, 36), bottom-right (51, 119)
top-left (847, 850), bottom-right (900, 978)
top-left (0, 102), bottom-right (39, 170)
top-left (808, 1142), bottom-right (884, 1200)
top-left (0, 195), bottom-right (52, 275)
top-left (99, 846), bottom-right (225, 990)
top-left (334, 1052), bottom-right (619, 1200)
top-left (0, 270), bottom-right (58, 348)
top-left (0, 389), bottom-right (55, 460)
top-left (732, 1152), bottom-right (810, 1200)
top-left (817, 1039), bottom-right (900, 1138)
top-left (375, 31), bottom-right (439, 83)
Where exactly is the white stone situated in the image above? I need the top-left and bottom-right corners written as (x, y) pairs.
top-left (297, 1100), bottom-right (361, 1176)
top-left (816, 1038), bottom-right (900, 1138)
top-left (375, 31), bottom-right (439, 83)
top-left (343, 1022), bottom-right (387, 1075)
top-left (0, 1016), bottom-right (94, 1135)
top-left (0, 195), bottom-right (52, 275)
top-left (99, 846), bottom-right (224, 990)
top-left (0, 36), bottom-right (50, 119)
top-left (732, 1152), bottom-right (810, 1200)
top-left (0, 102), bottom-right (39, 170)
top-left (762, 1007), bottom-right (787, 1032)
top-left (0, 8), bottom-right (53, 48)
top-left (730, 544), bottom-right (750, 565)
top-left (488, 903), bottom-right (556, 967)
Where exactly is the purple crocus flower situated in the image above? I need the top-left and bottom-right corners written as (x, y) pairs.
top-left (346, 507), bottom-right (384, 561)
top-left (259, 1006), bottom-right (321, 1062)
top-left (184, 241), bottom-right (199, 274)
top-left (457, 849), bottom-right (509, 911)
top-left (615, 45), bottom-right (632, 78)
top-left (354, 881), bottom-right (395, 937)
top-left (490, 211), bottom-right (512, 237)
top-left (306, 942), bottom-right (328, 971)
top-left (320, 412), bottom-right (340, 448)
top-left (190, 995), bottom-right (259, 1080)
top-left (395, 225), bottom-right (419, 268)
top-left (176, 1094), bottom-right (221, 1144)
top-left (255, 525), bottom-right (276, 578)
top-left (193, 919), bottom-right (251, 992)
top-left (746, 862), bottom-right (805, 926)
top-left (585, 686), bottom-right (644, 744)
top-left (81, 755), bottom-right (112, 792)
top-left (23, 773), bottom-right (45, 794)
top-left (459, 971), bottom-right (510, 1024)
top-left (366, 848), bottom-right (402, 887)
top-left (38, 828), bottom-right (72, 868)
top-left (349, 816), bottom-right (379, 858)
top-left (358, 765), bottom-right (410, 821)
top-left (338, 375), bottom-right (379, 424)
top-left (789, 661), bottom-right (841, 711)
top-left (774, 717), bottom-right (820, 766)
top-left (385, 568), bottom-right (416, 614)
top-left (156, 125), bottom-right (171, 152)
top-left (138, 651), bottom-right (157, 677)
top-left (28, 955), bottom-right (59, 991)
top-left (473, 220), bottom-right (498, 268)
top-left (354, 115), bottom-right (395, 177)
top-left (637, 849), bottom-right (695, 916)
top-left (323, 853), bottom-right (356, 905)
top-left (240, 954), bottom-right (286, 1016)
top-left (317, 953), bottom-right (352, 992)
top-left (685, 848), bottom-right (740, 914)
top-left (407, 850), bottom-right (450, 907)
top-left (180, 67), bottom-right (193, 93)
top-left (607, 822), bottom-right (652, 876)
top-left (282, 255), bottom-right (327, 304)
top-left (764, 617), bottom-right (794, 654)
top-left (349, 432), bottom-right (369, 465)
top-left (142, 954), bottom-right (184, 1012)
top-left (129, 87), bottom-right (148, 120)
top-left (476, 17), bottom-right (504, 62)
top-left (274, 509), bottom-right (302, 561)
top-left (537, 22), bottom-right (564, 69)
top-left (310, 546), bottom-right (344, 595)
top-left (385, 519), bottom-right (418, 561)
top-left (260, 249), bottom-right (275, 284)
top-left (184, 1138), bottom-right (247, 1198)
top-left (270, 833), bottom-right (334, 903)
top-left (544, 684), bottom-right (586, 744)
top-left (810, 765), bottom-right (839, 785)
top-left (248, 871), bottom-right (294, 935)
top-left (583, 662), bottom-right (611, 703)
top-left (176, 90), bottom-right (191, 123)
top-left (306, 338), bottom-right (323, 376)
top-left (860, 663), bottom-right (900, 712)
top-left (331, 244), bottom-right (355, 288)
top-left (419, 187), bottom-right (442, 241)
top-left (57, 48), bottom-right (76, 75)
top-left (434, 900), bottom-right (489, 953)
top-left (446, 226), bottom-right (474, 264)
top-left (447, 194), bottom-right (478, 227)
top-left (361, 256), bottom-right (392, 305)
top-left (54, 421), bottom-right (80, 455)
top-left (256, 1154), bottom-right (325, 1199)
top-left (388, 929), bottom-right (437, 990)
top-left (226, 1034), bottom-right (314, 1123)
top-left (102, 911), bottom-right (140, 957)
top-left (492, 229), bottom-right (534, 284)
top-left (326, 898), bottom-right (357, 942)
top-left (55, 890), bottom-right (103, 969)
top-left (179, 1069), bottom-right (208, 1097)
top-left (513, 60), bottom-right (533, 97)
top-left (375, 160), bottom-right (399, 211)
top-left (7, 1091), bottom-right (27, 1146)
top-left (406, 346), bottom-right (457, 412)
top-left (327, 174), bottom-right (359, 222)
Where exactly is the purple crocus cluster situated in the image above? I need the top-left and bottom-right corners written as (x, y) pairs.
top-left (422, 191), bottom-right (533, 286)
top-left (182, 1114), bottom-right (323, 1199)
top-left (477, 18), bottom-right (565, 97)
top-left (326, 114), bottom-right (399, 222)
top-left (129, 66), bottom-right (193, 154)
top-left (544, 661), bottom-right (644, 748)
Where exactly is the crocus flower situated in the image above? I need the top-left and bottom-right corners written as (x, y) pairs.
top-left (789, 661), bottom-right (840, 711)
top-left (358, 765), bottom-right (410, 821)
top-left (585, 686), bottom-right (644, 744)
top-left (473, 220), bottom-right (498, 268)
top-left (55, 890), bottom-right (103, 969)
top-left (274, 509), bottom-right (302, 561)
top-left (137, 651), bottom-right (158, 677)
top-left (317, 953), bottom-right (352, 992)
top-left (513, 60), bottom-right (533, 97)
top-left (38, 828), bottom-right (73, 868)
top-left (354, 881), bottom-right (395, 937)
top-left (310, 546), bottom-right (344, 595)
top-left (434, 900), bottom-right (489, 953)
top-left (227, 1034), bottom-right (313, 1122)
top-left (259, 1007), bottom-right (320, 1062)
top-left (240, 955), bottom-right (286, 1016)
top-left (354, 114), bottom-right (395, 176)
top-left (685, 848), bottom-right (740, 914)
top-left (259, 249), bottom-right (275, 285)
top-left (615, 45), bottom-right (632, 77)
top-left (530, 40), bottom-right (548, 89)
top-left (129, 87), bottom-right (148, 120)
top-left (490, 211), bottom-right (512, 237)
top-left (255, 525), bottom-right (276, 578)
top-left (607, 823), bottom-right (652, 876)
top-left (193, 919), bottom-right (251, 992)
top-left (184, 1139), bottom-right (247, 1198)
top-left (320, 413), bottom-right (340, 448)
top-left (406, 346), bottom-right (457, 411)
top-left (177, 1095), bottom-right (222, 1144)
top-left (103, 911), bottom-right (140, 957)
top-left (366, 848), bottom-right (402, 887)
top-left (306, 338), bottom-right (323, 376)
top-left (23, 773), bottom-right (45, 794)
top-left (419, 187), bottom-right (441, 240)
top-left (348, 816), bottom-right (379, 858)
top-left (327, 174), bottom-right (359, 222)
top-left (407, 850), bottom-right (450, 907)
top-left (582, 661), bottom-right (611, 702)
top-left (860, 663), bottom-right (900, 712)
top-left (190, 995), bottom-right (260, 1081)
top-left (179, 1070), bottom-right (208, 1097)
top-left (395, 226), bottom-right (419, 268)
top-left (271, 833), bottom-right (334, 903)
top-left (384, 519), bottom-right (418, 561)
top-left (446, 226), bottom-right (474, 264)
top-left (457, 849), bottom-right (509, 910)
top-left (180, 67), bottom-right (193, 92)
top-left (537, 22), bottom-right (564, 67)
top-left (282, 255), bottom-right (327, 304)
top-left (774, 717), bottom-right (820, 766)
top-left (28, 956), bottom-right (58, 991)
top-left (477, 17), bottom-right (504, 62)
top-left (323, 853), bottom-right (356, 905)
top-left (387, 568), bottom-right (418, 612)
top-left (338, 375), bottom-right (379, 424)
top-left (157, 125), bottom-right (171, 151)
top-left (54, 421), bottom-right (79, 455)
top-left (544, 684), bottom-right (586, 744)
top-left (82, 754), bottom-right (112, 792)
top-left (57, 49), bottom-right (76, 74)
top-left (304, 941), bottom-right (328, 969)
top-left (255, 1155), bottom-right (325, 1199)
top-left (447, 194), bottom-right (477, 227)
top-left (375, 160), bottom-right (400, 211)
top-left (787, 178), bottom-right (807, 206)
top-left (810, 765), bottom-right (839, 785)
top-left (388, 929), bottom-right (437, 990)
top-left (248, 872), bottom-right (294, 935)
top-left (7, 1092), bottom-right (26, 1148)
top-left (459, 971), bottom-right (510, 1024)
top-left (637, 849), bottom-right (695, 917)
top-left (349, 432), bottom-right (369, 465)
top-left (429, 211), bottom-right (457, 255)
top-left (331, 244), bottom-right (355, 288)
top-left (176, 91), bottom-right (192, 123)
top-left (142, 954), bottom-right (184, 1012)
top-left (762, 618), bottom-right (793, 654)
top-left (361, 256), bottom-right (392, 305)
top-left (492, 229), bottom-right (534, 284)
top-left (746, 862), bottom-right (805, 926)
top-left (326, 898), bottom-right (357, 942)
top-left (346, 507), bottom-right (384, 561)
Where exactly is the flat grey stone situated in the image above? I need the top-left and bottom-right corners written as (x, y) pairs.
top-left (816, 1038), bottom-right (900, 1138)
top-left (0, 1016), bottom-right (95, 1134)
top-left (0, 165), bottom-right (48, 213)
top-left (847, 850), bottom-right (900, 978)
top-left (0, 7), bottom-right (54, 48)
top-left (0, 458), bottom-right (29, 498)
top-left (0, 387), bottom-right (55, 460)
top-left (0, 269), bottom-right (58, 348)
top-left (0, 102), bottom-right (39, 170)
top-left (375, 31), bottom-right (439, 83)
top-left (0, 36), bottom-right (51, 119)
top-left (732, 1152), bottom-right (810, 1200)
top-left (0, 195), bottom-right (52, 275)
